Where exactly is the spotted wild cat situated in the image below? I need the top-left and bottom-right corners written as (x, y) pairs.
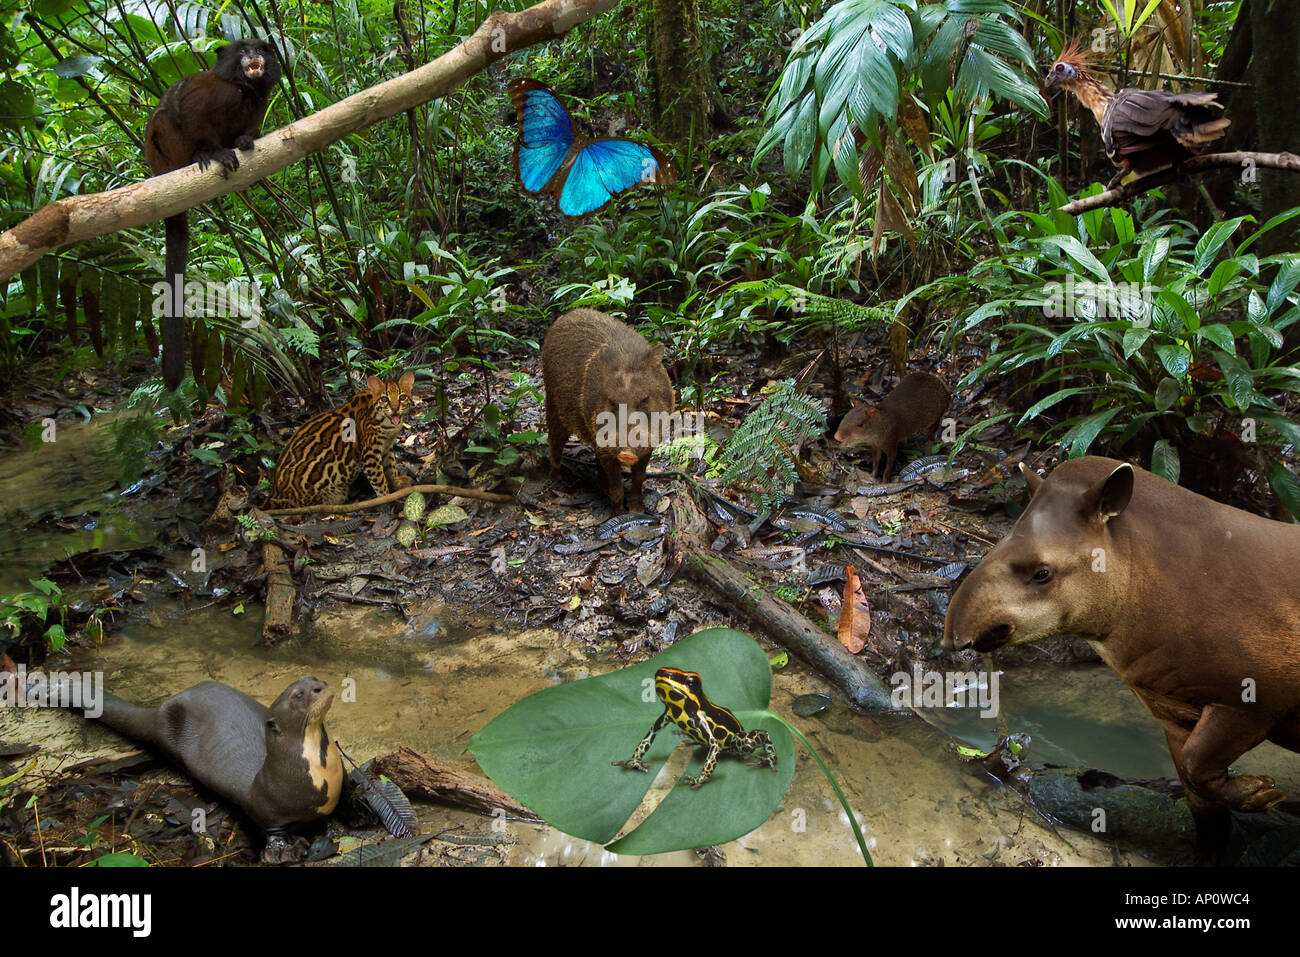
top-left (268, 372), bottom-right (415, 509)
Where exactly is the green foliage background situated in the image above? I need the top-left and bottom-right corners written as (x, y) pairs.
top-left (1, 0), bottom-right (1295, 509)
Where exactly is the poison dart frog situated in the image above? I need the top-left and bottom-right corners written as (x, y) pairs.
top-left (613, 667), bottom-right (778, 788)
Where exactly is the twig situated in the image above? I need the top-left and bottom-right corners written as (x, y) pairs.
top-left (261, 483), bottom-right (512, 516)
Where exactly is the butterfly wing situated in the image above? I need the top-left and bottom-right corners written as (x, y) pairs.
top-left (508, 79), bottom-right (576, 194)
top-left (557, 139), bottom-right (674, 218)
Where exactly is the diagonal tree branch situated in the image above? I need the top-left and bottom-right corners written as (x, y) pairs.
top-left (0, 0), bottom-right (619, 281)
top-left (1058, 151), bottom-right (1300, 215)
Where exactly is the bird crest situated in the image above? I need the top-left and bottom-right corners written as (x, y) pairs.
top-left (1045, 38), bottom-right (1098, 88)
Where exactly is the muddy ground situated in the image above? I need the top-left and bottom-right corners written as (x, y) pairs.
top-left (3, 342), bottom-right (1298, 867)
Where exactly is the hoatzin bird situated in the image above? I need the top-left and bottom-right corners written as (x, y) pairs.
top-left (1045, 40), bottom-right (1230, 187)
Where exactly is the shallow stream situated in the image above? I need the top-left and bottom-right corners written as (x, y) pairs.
top-left (6, 413), bottom-right (1299, 866)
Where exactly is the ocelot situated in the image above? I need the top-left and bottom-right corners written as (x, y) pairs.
top-left (267, 372), bottom-right (415, 509)
top-left (613, 667), bottom-right (778, 789)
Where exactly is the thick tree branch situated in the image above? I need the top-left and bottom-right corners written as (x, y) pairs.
top-left (1057, 151), bottom-right (1300, 215)
top-left (0, 0), bottom-right (618, 280)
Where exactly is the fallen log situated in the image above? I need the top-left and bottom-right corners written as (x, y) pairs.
top-left (670, 493), bottom-right (893, 711)
top-left (260, 541), bottom-right (295, 645)
top-left (679, 548), bottom-right (894, 711)
top-left (373, 746), bottom-right (536, 819)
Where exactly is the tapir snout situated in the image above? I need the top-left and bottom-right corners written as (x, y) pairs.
top-left (942, 456), bottom-right (1300, 857)
top-left (944, 458), bottom-right (1131, 654)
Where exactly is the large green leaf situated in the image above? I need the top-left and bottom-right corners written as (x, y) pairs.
top-left (1267, 462), bottom-right (1300, 522)
top-left (1065, 407), bottom-right (1122, 457)
top-left (1039, 235), bottom-right (1110, 282)
top-left (1149, 439), bottom-right (1180, 484)
top-left (1192, 216), bottom-right (1248, 275)
top-left (469, 628), bottom-right (795, 855)
top-left (758, 0), bottom-right (1042, 195)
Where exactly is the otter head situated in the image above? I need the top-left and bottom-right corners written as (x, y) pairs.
top-left (263, 676), bottom-right (342, 818)
top-left (266, 676), bottom-right (335, 743)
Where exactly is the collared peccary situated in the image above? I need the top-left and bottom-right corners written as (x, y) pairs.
top-left (541, 309), bottom-right (675, 513)
top-left (834, 371), bottom-right (950, 479)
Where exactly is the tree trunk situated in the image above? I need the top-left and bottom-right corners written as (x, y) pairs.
top-left (1251, 0), bottom-right (1300, 254)
top-left (648, 0), bottom-right (712, 143)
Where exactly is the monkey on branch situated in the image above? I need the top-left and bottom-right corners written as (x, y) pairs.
top-left (1045, 39), bottom-right (1229, 190)
top-left (145, 38), bottom-right (281, 391)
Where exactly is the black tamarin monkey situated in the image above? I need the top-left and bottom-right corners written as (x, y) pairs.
top-left (145, 39), bottom-right (281, 390)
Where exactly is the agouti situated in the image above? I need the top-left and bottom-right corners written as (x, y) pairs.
top-left (541, 308), bottom-right (676, 513)
top-left (835, 371), bottom-right (950, 480)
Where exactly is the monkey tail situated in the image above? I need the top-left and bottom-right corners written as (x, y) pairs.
top-left (162, 213), bottom-right (189, 391)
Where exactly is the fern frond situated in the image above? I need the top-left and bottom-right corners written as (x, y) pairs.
top-left (717, 379), bottom-right (826, 514)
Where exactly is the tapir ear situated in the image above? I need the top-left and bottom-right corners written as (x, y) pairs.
top-left (1018, 461), bottom-right (1044, 496)
top-left (1083, 463), bottom-right (1134, 524)
top-left (266, 716), bottom-right (282, 737)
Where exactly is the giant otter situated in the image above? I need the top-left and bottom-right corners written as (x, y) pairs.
top-left (71, 676), bottom-right (343, 864)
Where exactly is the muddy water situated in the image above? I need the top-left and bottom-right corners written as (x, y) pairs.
top-left (15, 594), bottom-right (1291, 867)
top-left (0, 413), bottom-right (158, 593)
top-left (8, 420), bottom-right (1297, 866)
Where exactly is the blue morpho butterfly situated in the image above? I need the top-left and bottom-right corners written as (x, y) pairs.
top-left (507, 78), bottom-right (675, 218)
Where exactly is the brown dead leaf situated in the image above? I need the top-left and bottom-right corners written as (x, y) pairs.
top-left (836, 565), bottom-right (872, 654)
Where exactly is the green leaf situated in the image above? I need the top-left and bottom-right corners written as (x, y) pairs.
top-left (1267, 462), bottom-right (1300, 521)
top-left (1192, 216), bottom-right (1248, 275)
top-left (1017, 387), bottom-right (1093, 423)
top-left (1156, 288), bottom-right (1197, 330)
top-left (1154, 344), bottom-right (1190, 377)
top-left (1207, 258), bottom-right (1244, 298)
top-left (1121, 326), bottom-right (1152, 357)
top-left (1253, 413), bottom-right (1300, 448)
top-left (403, 491), bottom-right (428, 523)
top-left (1153, 377), bottom-right (1180, 412)
top-left (1065, 407), bottom-right (1122, 457)
top-left (1109, 207), bottom-right (1135, 245)
top-left (1214, 351), bottom-right (1256, 409)
top-left (425, 504), bottom-right (468, 528)
top-left (469, 628), bottom-right (794, 854)
top-left (1196, 323), bottom-right (1236, 352)
top-left (1141, 236), bottom-right (1170, 282)
top-left (1248, 318), bottom-right (1283, 350)
top-left (52, 54), bottom-right (103, 79)
top-left (1040, 235), bottom-right (1110, 282)
top-left (88, 852), bottom-right (150, 867)
top-left (1149, 439), bottom-right (1180, 484)
top-left (507, 431), bottom-right (545, 445)
top-left (1265, 257), bottom-right (1300, 315)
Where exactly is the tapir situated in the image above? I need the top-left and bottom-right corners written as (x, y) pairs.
top-left (943, 456), bottom-right (1300, 857)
